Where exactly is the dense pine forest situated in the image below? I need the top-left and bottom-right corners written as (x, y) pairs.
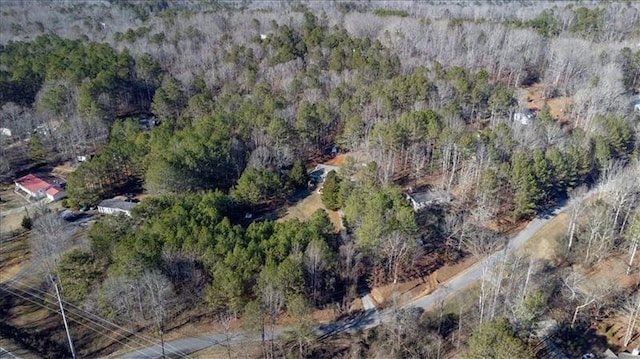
top-left (1, 1), bottom-right (639, 358)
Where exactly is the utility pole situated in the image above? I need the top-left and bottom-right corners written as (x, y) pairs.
top-left (53, 279), bottom-right (76, 359)
top-left (159, 325), bottom-right (165, 359)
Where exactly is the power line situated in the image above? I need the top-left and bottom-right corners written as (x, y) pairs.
top-left (4, 279), bottom-right (190, 358)
top-left (4, 278), bottom-right (179, 354)
top-left (0, 284), bottom-right (185, 358)
top-left (0, 285), bottom-right (158, 358)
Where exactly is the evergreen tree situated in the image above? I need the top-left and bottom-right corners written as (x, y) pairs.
top-left (321, 170), bottom-right (340, 210)
top-left (464, 318), bottom-right (532, 359)
top-left (27, 132), bottom-right (47, 163)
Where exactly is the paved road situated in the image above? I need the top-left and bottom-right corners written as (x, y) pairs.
top-left (0, 346), bottom-right (20, 359)
top-left (121, 203), bottom-right (569, 358)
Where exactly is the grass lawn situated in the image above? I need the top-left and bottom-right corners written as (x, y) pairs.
top-left (277, 190), bottom-right (341, 232)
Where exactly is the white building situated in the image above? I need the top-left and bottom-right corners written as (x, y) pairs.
top-left (14, 174), bottom-right (66, 202)
top-left (97, 198), bottom-right (137, 217)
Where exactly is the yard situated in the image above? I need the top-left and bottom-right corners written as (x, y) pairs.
top-left (518, 211), bottom-right (568, 261)
top-left (277, 190), bottom-right (342, 232)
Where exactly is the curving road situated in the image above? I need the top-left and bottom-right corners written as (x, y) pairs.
top-left (121, 203), bottom-right (569, 358)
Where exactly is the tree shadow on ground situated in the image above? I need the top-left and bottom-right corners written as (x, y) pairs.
top-left (552, 323), bottom-right (609, 358)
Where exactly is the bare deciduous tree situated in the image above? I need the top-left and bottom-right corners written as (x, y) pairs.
top-left (622, 291), bottom-right (640, 347)
top-left (381, 231), bottom-right (415, 285)
top-left (31, 209), bottom-right (71, 274)
top-left (140, 270), bottom-right (175, 359)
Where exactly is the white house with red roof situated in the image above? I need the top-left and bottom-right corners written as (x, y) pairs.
top-left (14, 174), bottom-right (66, 202)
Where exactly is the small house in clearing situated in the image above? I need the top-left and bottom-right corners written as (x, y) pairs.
top-left (406, 190), bottom-right (451, 211)
top-left (513, 108), bottom-right (537, 125)
top-left (309, 164), bottom-right (339, 183)
top-left (634, 97), bottom-right (640, 113)
top-left (97, 198), bottom-right (137, 217)
top-left (14, 174), bottom-right (66, 202)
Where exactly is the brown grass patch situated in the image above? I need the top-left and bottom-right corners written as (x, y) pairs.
top-left (278, 191), bottom-right (324, 222)
top-left (0, 183), bottom-right (29, 212)
top-left (51, 162), bottom-right (77, 180)
top-left (278, 191), bottom-right (341, 232)
top-left (1, 210), bottom-right (28, 234)
top-left (518, 212), bottom-right (568, 261)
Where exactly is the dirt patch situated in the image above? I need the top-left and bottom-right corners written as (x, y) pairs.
top-left (589, 257), bottom-right (640, 350)
top-left (370, 256), bottom-right (477, 309)
top-left (0, 233), bottom-right (31, 283)
top-left (324, 154), bottom-right (348, 167)
top-left (349, 298), bottom-right (364, 312)
top-left (522, 83), bottom-right (575, 123)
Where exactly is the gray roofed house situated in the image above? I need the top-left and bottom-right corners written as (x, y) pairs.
top-left (406, 190), bottom-right (451, 211)
top-left (309, 164), bottom-right (339, 183)
top-left (97, 198), bottom-right (137, 217)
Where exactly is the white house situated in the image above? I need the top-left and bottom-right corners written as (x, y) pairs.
top-left (0, 128), bottom-right (11, 136)
top-left (97, 198), bottom-right (137, 217)
top-left (14, 174), bottom-right (66, 202)
top-left (406, 190), bottom-right (451, 211)
top-left (513, 109), bottom-right (537, 125)
top-left (634, 97), bottom-right (640, 113)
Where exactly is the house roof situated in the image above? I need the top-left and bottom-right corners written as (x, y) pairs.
top-left (98, 199), bottom-right (137, 212)
top-left (46, 186), bottom-right (63, 196)
top-left (309, 164), bottom-right (339, 179)
top-left (408, 190), bottom-right (451, 204)
top-left (15, 174), bottom-right (52, 193)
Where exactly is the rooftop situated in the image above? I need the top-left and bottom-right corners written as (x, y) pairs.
top-left (46, 187), bottom-right (63, 196)
top-left (408, 190), bottom-right (451, 204)
top-left (98, 199), bottom-right (137, 212)
top-left (309, 164), bottom-right (339, 179)
top-left (15, 174), bottom-right (54, 193)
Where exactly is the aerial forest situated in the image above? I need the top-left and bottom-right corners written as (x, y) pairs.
top-left (1, 1), bottom-right (639, 358)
